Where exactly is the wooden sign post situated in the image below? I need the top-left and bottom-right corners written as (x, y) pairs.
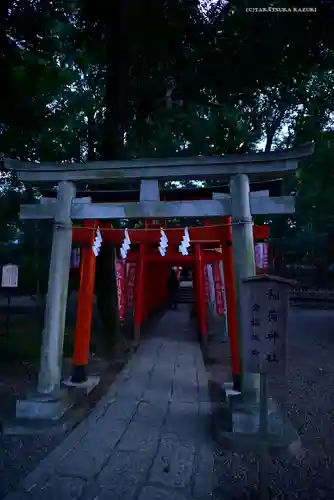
top-left (242, 274), bottom-right (294, 500)
top-left (1, 264), bottom-right (19, 337)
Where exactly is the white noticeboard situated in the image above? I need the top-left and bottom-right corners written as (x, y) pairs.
top-left (242, 275), bottom-right (292, 376)
top-left (1, 264), bottom-right (19, 288)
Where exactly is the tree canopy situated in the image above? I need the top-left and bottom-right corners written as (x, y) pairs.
top-left (0, 0), bottom-right (334, 308)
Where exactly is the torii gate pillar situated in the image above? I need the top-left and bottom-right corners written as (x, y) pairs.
top-left (16, 181), bottom-right (76, 420)
top-left (230, 173), bottom-right (259, 399)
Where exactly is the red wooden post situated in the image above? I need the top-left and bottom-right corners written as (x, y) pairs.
top-left (192, 267), bottom-right (198, 323)
top-left (221, 216), bottom-right (241, 391)
top-left (71, 220), bottom-right (98, 383)
top-left (146, 261), bottom-right (154, 316)
top-left (194, 243), bottom-right (207, 338)
top-left (134, 243), bottom-right (146, 341)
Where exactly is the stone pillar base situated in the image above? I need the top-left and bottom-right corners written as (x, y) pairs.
top-left (15, 390), bottom-right (72, 421)
top-left (212, 382), bottom-right (303, 458)
top-left (62, 375), bottom-right (100, 395)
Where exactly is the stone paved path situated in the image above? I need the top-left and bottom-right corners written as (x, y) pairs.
top-left (4, 306), bottom-right (214, 500)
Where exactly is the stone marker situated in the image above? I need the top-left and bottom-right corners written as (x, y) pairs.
top-left (242, 274), bottom-right (295, 376)
top-left (241, 274), bottom-right (296, 500)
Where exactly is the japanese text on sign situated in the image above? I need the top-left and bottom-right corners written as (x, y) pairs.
top-left (244, 280), bottom-right (289, 375)
top-left (126, 264), bottom-right (137, 309)
top-left (115, 260), bottom-right (126, 322)
top-left (212, 261), bottom-right (225, 315)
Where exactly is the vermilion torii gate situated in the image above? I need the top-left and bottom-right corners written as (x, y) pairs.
top-left (70, 219), bottom-right (269, 385)
top-left (4, 143), bottom-right (313, 419)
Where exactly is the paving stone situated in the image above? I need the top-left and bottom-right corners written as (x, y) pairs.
top-left (82, 450), bottom-right (154, 500)
top-left (133, 401), bottom-right (168, 427)
top-left (199, 401), bottom-right (212, 417)
top-left (151, 375), bottom-right (175, 388)
top-left (157, 360), bottom-right (177, 371)
top-left (163, 401), bottom-right (206, 442)
top-left (148, 381), bottom-right (173, 396)
top-left (169, 399), bottom-right (199, 413)
top-left (143, 387), bottom-right (172, 403)
top-left (151, 366), bottom-right (175, 378)
top-left (193, 350), bottom-right (206, 368)
top-left (152, 363), bottom-right (176, 375)
top-left (2, 493), bottom-right (29, 500)
top-left (29, 477), bottom-right (85, 500)
top-left (172, 382), bottom-right (199, 402)
top-left (128, 364), bottom-right (155, 376)
top-left (198, 383), bottom-right (211, 402)
top-left (175, 359), bottom-right (196, 372)
top-left (136, 344), bottom-right (159, 356)
top-left (167, 400), bottom-right (200, 427)
top-left (149, 433), bottom-right (196, 489)
top-left (102, 397), bottom-right (139, 422)
top-left (137, 486), bottom-right (190, 500)
top-left (130, 356), bottom-right (156, 369)
top-left (175, 365), bottom-right (197, 378)
top-left (197, 367), bottom-right (208, 384)
top-left (158, 348), bottom-right (179, 360)
top-left (120, 375), bottom-right (150, 398)
top-left (149, 368), bottom-right (174, 382)
top-left (117, 421), bottom-right (161, 452)
top-left (113, 366), bottom-right (132, 384)
top-left (18, 418), bottom-right (93, 492)
top-left (56, 424), bottom-right (128, 478)
top-left (162, 418), bottom-right (207, 443)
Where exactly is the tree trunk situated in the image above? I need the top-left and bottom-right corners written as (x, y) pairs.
top-left (95, 0), bottom-right (130, 348)
top-left (99, 0), bottom-right (129, 161)
top-left (265, 113), bottom-right (284, 152)
top-left (265, 129), bottom-right (275, 152)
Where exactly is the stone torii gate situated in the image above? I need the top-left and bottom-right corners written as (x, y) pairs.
top-left (5, 143), bottom-right (313, 419)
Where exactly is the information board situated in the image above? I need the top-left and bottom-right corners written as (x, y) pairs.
top-left (1, 264), bottom-right (19, 288)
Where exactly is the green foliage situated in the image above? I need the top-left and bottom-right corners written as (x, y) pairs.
top-left (0, 0), bottom-right (333, 313)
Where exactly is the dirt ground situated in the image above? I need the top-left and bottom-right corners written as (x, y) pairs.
top-left (207, 308), bottom-right (334, 500)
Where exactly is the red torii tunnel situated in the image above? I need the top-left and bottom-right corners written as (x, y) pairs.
top-left (70, 217), bottom-right (269, 386)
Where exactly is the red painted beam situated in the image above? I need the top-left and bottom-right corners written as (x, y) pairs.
top-left (72, 224), bottom-right (269, 245)
top-left (123, 249), bottom-right (224, 264)
top-left (145, 254), bottom-right (194, 263)
top-left (72, 226), bottom-right (223, 245)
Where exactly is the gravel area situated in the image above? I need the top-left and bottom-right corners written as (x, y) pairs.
top-left (212, 309), bottom-right (334, 500)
